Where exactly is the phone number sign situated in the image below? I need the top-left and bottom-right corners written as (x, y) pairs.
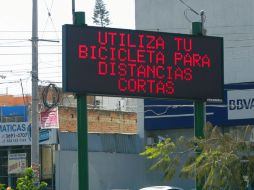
top-left (63, 25), bottom-right (223, 100)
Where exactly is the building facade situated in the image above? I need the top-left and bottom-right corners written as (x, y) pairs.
top-left (136, 0), bottom-right (254, 189)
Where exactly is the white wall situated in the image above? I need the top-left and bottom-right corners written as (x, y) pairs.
top-left (94, 96), bottom-right (138, 112)
top-left (135, 0), bottom-right (254, 84)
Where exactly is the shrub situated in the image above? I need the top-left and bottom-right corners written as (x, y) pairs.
top-left (16, 167), bottom-right (47, 190)
top-left (0, 184), bottom-right (6, 190)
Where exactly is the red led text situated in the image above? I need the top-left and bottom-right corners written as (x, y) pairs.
top-left (77, 32), bottom-right (213, 96)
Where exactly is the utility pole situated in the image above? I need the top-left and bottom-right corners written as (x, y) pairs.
top-left (32, 0), bottom-right (40, 184)
top-left (193, 10), bottom-right (206, 190)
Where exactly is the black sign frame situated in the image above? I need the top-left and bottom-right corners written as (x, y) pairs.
top-left (63, 25), bottom-right (224, 101)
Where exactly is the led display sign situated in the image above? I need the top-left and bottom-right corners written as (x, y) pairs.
top-left (63, 25), bottom-right (223, 100)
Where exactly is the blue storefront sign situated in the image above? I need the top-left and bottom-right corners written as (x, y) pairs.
top-left (0, 106), bottom-right (58, 146)
top-left (0, 122), bottom-right (58, 146)
top-left (145, 82), bottom-right (254, 130)
top-left (0, 105), bottom-right (28, 121)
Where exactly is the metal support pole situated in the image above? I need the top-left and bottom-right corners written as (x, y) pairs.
top-left (192, 21), bottom-right (205, 138)
top-left (77, 95), bottom-right (88, 190)
top-left (192, 21), bottom-right (206, 190)
top-left (31, 0), bottom-right (40, 184)
top-left (74, 12), bottom-right (89, 190)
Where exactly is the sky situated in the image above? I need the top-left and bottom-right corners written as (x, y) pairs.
top-left (0, 0), bottom-right (135, 96)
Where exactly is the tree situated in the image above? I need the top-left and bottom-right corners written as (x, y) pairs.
top-left (141, 123), bottom-right (254, 190)
top-left (92, 0), bottom-right (110, 27)
top-left (16, 167), bottom-right (47, 190)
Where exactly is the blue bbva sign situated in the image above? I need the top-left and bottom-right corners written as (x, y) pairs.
top-left (144, 82), bottom-right (254, 130)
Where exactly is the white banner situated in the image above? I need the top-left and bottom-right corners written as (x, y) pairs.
top-left (8, 153), bottom-right (26, 174)
top-left (228, 89), bottom-right (254, 120)
top-left (0, 122), bottom-right (58, 146)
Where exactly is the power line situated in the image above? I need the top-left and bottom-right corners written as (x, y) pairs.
top-left (225, 44), bottom-right (254, 49)
top-left (0, 60), bottom-right (60, 67)
top-left (0, 23), bottom-right (252, 33)
top-left (39, 73), bottom-right (61, 77)
top-left (177, 0), bottom-right (199, 15)
top-left (0, 30), bottom-right (61, 33)
top-left (0, 44), bottom-right (61, 47)
top-left (225, 38), bottom-right (254, 42)
top-left (209, 32), bottom-right (254, 35)
top-left (39, 80), bottom-right (62, 84)
top-left (3, 37), bottom-right (254, 43)
top-left (0, 38), bottom-right (61, 41)
top-left (206, 24), bottom-right (254, 29)
top-left (0, 52), bottom-right (61, 55)
top-left (0, 39), bottom-right (30, 41)
top-left (39, 66), bottom-right (61, 70)
top-left (0, 40), bottom-right (30, 45)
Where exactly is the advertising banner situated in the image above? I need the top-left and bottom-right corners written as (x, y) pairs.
top-left (40, 108), bottom-right (59, 129)
top-left (228, 89), bottom-right (254, 120)
top-left (0, 122), bottom-right (58, 146)
top-left (8, 153), bottom-right (26, 174)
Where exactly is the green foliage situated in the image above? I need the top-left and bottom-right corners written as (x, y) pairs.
top-left (0, 184), bottom-right (6, 190)
top-left (141, 123), bottom-right (254, 190)
top-left (16, 167), bottom-right (47, 190)
top-left (141, 136), bottom-right (186, 181)
top-left (92, 0), bottom-right (110, 27)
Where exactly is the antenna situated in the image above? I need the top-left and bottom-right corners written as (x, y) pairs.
top-left (72, 0), bottom-right (75, 23)
top-left (200, 10), bottom-right (206, 35)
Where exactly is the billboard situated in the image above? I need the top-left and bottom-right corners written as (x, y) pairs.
top-left (63, 25), bottom-right (223, 101)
